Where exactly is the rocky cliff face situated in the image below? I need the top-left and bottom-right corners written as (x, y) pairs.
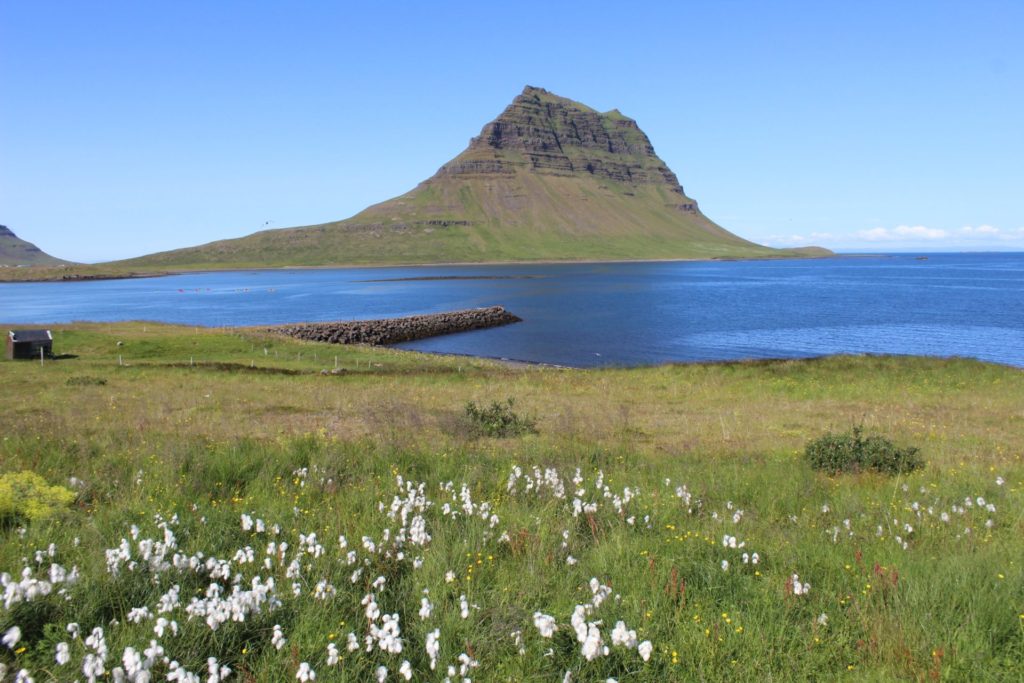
top-left (437, 86), bottom-right (692, 206)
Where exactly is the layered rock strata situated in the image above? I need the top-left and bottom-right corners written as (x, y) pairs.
top-left (438, 86), bottom-right (689, 195)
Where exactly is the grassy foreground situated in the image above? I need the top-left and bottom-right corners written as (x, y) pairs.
top-left (1, 322), bottom-right (1022, 681)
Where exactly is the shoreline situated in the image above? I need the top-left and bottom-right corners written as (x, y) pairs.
top-left (0, 252), bottom-right (849, 283)
top-left (0, 269), bottom-right (171, 283)
top-left (5, 316), bottom-right (1020, 372)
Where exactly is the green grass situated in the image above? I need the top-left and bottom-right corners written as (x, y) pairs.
top-left (1, 322), bottom-right (1022, 681)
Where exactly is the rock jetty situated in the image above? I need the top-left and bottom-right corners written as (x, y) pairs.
top-left (269, 306), bottom-right (522, 346)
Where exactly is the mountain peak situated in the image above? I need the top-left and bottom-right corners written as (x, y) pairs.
top-left (0, 225), bottom-right (71, 266)
top-left (514, 85), bottom-right (597, 113)
top-left (439, 86), bottom-right (683, 192)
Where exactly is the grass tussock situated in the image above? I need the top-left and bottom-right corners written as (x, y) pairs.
top-left (463, 398), bottom-right (538, 438)
top-left (805, 426), bottom-right (925, 475)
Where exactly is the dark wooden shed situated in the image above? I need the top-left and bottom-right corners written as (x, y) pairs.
top-left (6, 329), bottom-right (53, 360)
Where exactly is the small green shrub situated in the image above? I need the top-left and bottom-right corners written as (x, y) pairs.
top-left (0, 471), bottom-right (76, 524)
top-left (464, 398), bottom-right (537, 438)
top-left (805, 426), bottom-right (924, 475)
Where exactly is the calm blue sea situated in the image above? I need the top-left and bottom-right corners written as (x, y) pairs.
top-left (2, 253), bottom-right (1022, 368)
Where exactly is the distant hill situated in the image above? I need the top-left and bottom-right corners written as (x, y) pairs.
top-left (121, 86), bottom-right (829, 268)
top-left (0, 225), bottom-right (71, 266)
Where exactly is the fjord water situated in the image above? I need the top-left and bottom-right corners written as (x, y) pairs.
top-left (2, 253), bottom-right (1022, 368)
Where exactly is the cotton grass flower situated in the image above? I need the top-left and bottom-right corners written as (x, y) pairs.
top-left (533, 612), bottom-right (557, 638)
top-left (425, 628), bottom-right (441, 669)
top-left (791, 574), bottom-right (810, 596)
top-left (419, 595), bottom-right (433, 620)
top-left (2, 626), bottom-right (21, 649)
top-left (296, 662), bottom-right (316, 681)
top-left (610, 620), bottom-right (637, 649)
top-left (271, 624), bottom-right (286, 650)
top-left (580, 623), bottom-right (606, 661)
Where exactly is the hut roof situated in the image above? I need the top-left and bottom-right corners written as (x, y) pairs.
top-left (9, 329), bottom-right (52, 342)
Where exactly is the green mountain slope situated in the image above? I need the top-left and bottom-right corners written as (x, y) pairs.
top-left (0, 225), bottom-right (71, 266)
top-left (122, 86), bottom-right (828, 268)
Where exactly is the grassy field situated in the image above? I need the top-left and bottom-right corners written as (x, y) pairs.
top-left (1, 322), bottom-right (1022, 681)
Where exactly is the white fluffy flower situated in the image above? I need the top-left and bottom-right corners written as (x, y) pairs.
top-left (533, 612), bottom-right (558, 638)
top-left (610, 621), bottom-right (637, 649)
top-left (271, 624), bottom-right (286, 650)
top-left (3, 626), bottom-right (22, 649)
top-left (419, 596), bottom-right (433, 620)
top-left (580, 623), bottom-right (605, 661)
top-left (425, 628), bottom-right (440, 670)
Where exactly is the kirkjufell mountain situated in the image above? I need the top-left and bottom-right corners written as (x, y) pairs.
top-left (123, 86), bottom-right (827, 268)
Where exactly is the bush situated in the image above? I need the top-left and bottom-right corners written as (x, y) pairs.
top-left (0, 471), bottom-right (76, 524)
top-left (464, 398), bottom-right (537, 438)
top-left (805, 426), bottom-right (924, 475)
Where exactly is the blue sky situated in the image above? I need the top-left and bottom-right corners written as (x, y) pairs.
top-left (2, 1), bottom-right (1022, 262)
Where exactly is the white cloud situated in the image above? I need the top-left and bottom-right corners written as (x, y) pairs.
top-left (759, 224), bottom-right (1024, 251)
top-left (957, 225), bottom-right (1024, 242)
top-left (763, 232), bottom-right (836, 246)
top-left (856, 225), bottom-right (948, 241)
top-left (959, 224), bottom-right (999, 235)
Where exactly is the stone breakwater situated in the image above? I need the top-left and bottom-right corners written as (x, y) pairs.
top-left (268, 306), bottom-right (522, 346)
